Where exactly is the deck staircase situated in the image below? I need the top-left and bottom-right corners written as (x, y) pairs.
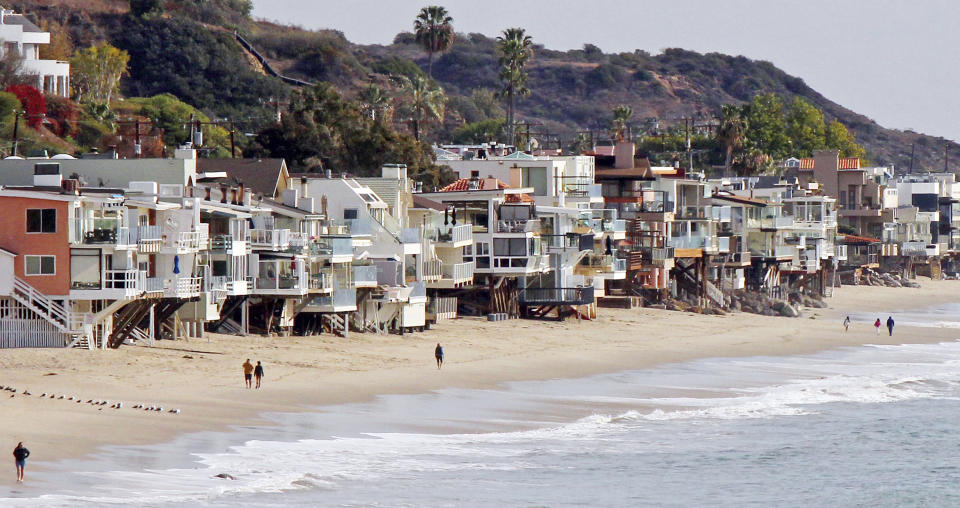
top-left (322, 313), bottom-right (348, 336)
top-left (8, 277), bottom-right (92, 348)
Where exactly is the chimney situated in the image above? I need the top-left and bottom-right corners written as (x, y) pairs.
top-left (614, 141), bottom-right (636, 169)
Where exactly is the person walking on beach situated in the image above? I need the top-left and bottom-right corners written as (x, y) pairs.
top-left (843, 316), bottom-right (850, 333)
top-left (887, 316), bottom-right (895, 336)
top-left (874, 318), bottom-right (882, 335)
top-left (12, 442), bottom-right (28, 482)
top-left (242, 359), bottom-right (254, 388)
top-left (254, 361), bottom-right (264, 389)
top-left (435, 343), bottom-right (444, 370)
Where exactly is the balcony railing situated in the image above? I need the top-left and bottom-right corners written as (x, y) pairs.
top-left (401, 227), bottom-right (421, 244)
top-left (423, 258), bottom-right (443, 279)
top-left (135, 225), bottom-right (163, 243)
top-left (254, 270), bottom-right (307, 292)
top-left (72, 218), bottom-right (135, 246)
top-left (760, 216), bottom-right (794, 229)
top-left (165, 276), bottom-right (203, 298)
top-left (248, 229), bottom-right (291, 249)
top-left (543, 233), bottom-right (592, 252)
top-left (442, 261), bottom-right (474, 282)
top-left (496, 219), bottom-right (540, 233)
top-left (104, 269), bottom-right (141, 293)
top-left (309, 270), bottom-right (333, 290)
top-left (432, 223), bottom-right (473, 245)
top-left (563, 182), bottom-right (602, 198)
top-left (311, 237), bottom-right (354, 258)
top-left (353, 265), bottom-right (378, 287)
top-left (518, 286), bottom-right (595, 306)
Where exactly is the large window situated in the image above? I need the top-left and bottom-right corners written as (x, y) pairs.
top-left (343, 208), bottom-right (359, 220)
top-left (494, 238), bottom-right (527, 256)
top-left (25, 255), bottom-right (56, 276)
top-left (26, 209), bottom-right (57, 233)
top-left (70, 249), bottom-right (100, 289)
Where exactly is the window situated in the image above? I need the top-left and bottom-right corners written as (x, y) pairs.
top-left (212, 260), bottom-right (228, 277)
top-left (25, 255), bottom-right (55, 276)
top-left (27, 209), bottom-right (57, 233)
top-left (343, 208), bottom-right (359, 220)
top-left (71, 249), bottom-right (100, 289)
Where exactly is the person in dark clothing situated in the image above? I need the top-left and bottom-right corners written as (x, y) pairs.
top-left (254, 361), bottom-right (264, 389)
top-left (435, 343), bottom-right (444, 370)
top-left (887, 316), bottom-right (895, 336)
top-left (604, 235), bottom-right (613, 256)
top-left (13, 442), bottom-right (28, 482)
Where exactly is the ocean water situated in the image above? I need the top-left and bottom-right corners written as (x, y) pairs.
top-left (7, 305), bottom-right (960, 507)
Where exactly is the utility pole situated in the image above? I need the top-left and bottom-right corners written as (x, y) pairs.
top-left (685, 116), bottom-right (692, 171)
top-left (909, 142), bottom-right (915, 174)
top-left (945, 143), bottom-right (949, 173)
top-left (11, 109), bottom-right (21, 157)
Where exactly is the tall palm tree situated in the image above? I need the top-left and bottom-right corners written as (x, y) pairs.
top-left (496, 27), bottom-right (533, 147)
top-left (413, 6), bottom-right (454, 78)
top-left (611, 104), bottom-right (633, 141)
top-left (718, 104), bottom-right (747, 176)
top-left (402, 75), bottom-right (445, 141)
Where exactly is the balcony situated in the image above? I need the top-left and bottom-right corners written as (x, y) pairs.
top-left (309, 270), bottom-right (333, 292)
top-left (431, 224), bottom-right (473, 248)
top-left (72, 218), bottom-right (135, 248)
top-left (305, 287), bottom-right (358, 312)
top-left (496, 219), bottom-right (541, 234)
top-left (71, 269), bottom-right (144, 299)
top-left (427, 261), bottom-right (475, 289)
top-left (164, 276), bottom-right (203, 298)
top-left (518, 286), bottom-right (595, 306)
top-left (248, 229), bottom-right (291, 250)
top-left (422, 258), bottom-right (443, 282)
top-left (563, 182), bottom-right (602, 199)
top-left (353, 265), bottom-right (379, 288)
top-left (166, 229), bottom-right (206, 253)
top-left (310, 237), bottom-right (354, 261)
top-left (210, 234), bottom-right (245, 253)
top-left (209, 274), bottom-right (248, 296)
top-left (543, 233), bottom-right (592, 254)
top-left (135, 225), bottom-right (163, 252)
top-left (760, 216), bottom-right (794, 230)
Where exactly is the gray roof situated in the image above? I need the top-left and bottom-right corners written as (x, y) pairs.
top-left (196, 158), bottom-right (288, 198)
top-left (355, 178), bottom-right (403, 211)
top-left (3, 14), bottom-right (41, 33)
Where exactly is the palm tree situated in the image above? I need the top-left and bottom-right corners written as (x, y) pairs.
top-left (496, 27), bottom-right (533, 147)
top-left (718, 104), bottom-right (747, 176)
top-left (611, 104), bottom-right (633, 141)
top-left (358, 84), bottom-right (391, 124)
top-left (413, 6), bottom-right (454, 78)
top-left (401, 75), bottom-right (446, 141)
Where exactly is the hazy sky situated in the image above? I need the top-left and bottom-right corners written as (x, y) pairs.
top-left (252, 0), bottom-right (960, 142)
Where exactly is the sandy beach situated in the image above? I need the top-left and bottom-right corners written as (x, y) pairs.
top-left (0, 279), bottom-right (958, 483)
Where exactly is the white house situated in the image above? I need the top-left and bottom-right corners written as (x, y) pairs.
top-left (0, 8), bottom-right (69, 97)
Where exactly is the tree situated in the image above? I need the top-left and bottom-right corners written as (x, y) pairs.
top-left (785, 97), bottom-right (825, 156)
top-left (413, 5), bottom-right (454, 78)
top-left (496, 27), bottom-right (533, 147)
top-left (742, 93), bottom-right (789, 160)
top-left (70, 43), bottom-right (130, 104)
top-left (129, 0), bottom-right (163, 17)
top-left (610, 104), bottom-right (633, 141)
top-left (358, 84), bottom-right (392, 124)
top-left (717, 104), bottom-right (746, 175)
top-left (6, 85), bottom-right (45, 129)
top-left (38, 20), bottom-right (73, 61)
top-left (825, 119), bottom-right (866, 159)
top-left (399, 76), bottom-right (445, 141)
top-left (0, 50), bottom-right (35, 90)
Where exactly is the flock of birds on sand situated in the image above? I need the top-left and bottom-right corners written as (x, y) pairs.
top-left (0, 385), bottom-right (180, 414)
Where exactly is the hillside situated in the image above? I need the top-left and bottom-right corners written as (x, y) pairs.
top-left (13, 0), bottom-right (958, 173)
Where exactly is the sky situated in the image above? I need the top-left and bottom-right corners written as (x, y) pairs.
top-left (252, 0), bottom-right (960, 142)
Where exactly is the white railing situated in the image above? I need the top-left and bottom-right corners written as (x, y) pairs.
top-left (254, 269), bottom-right (308, 292)
top-left (137, 225), bottom-right (163, 242)
top-left (435, 224), bottom-right (473, 244)
top-left (144, 277), bottom-right (164, 293)
top-left (309, 270), bottom-right (332, 290)
top-left (165, 277), bottom-right (202, 297)
top-left (497, 219), bottom-right (541, 233)
top-left (73, 218), bottom-right (135, 247)
top-left (288, 232), bottom-right (309, 249)
top-left (104, 269), bottom-right (141, 295)
top-left (174, 231), bottom-right (204, 251)
top-left (423, 259), bottom-right (443, 279)
top-left (12, 277), bottom-right (72, 331)
top-left (248, 229), bottom-right (291, 249)
top-left (442, 261), bottom-right (474, 282)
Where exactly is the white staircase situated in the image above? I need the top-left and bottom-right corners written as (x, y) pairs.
top-left (8, 277), bottom-right (94, 348)
top-left (322, 313), bottom-right (348, 336)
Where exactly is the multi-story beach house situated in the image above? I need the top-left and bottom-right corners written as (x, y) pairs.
top-left (0, 7), bottom-right (69, 97)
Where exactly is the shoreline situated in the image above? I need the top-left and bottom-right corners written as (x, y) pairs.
top-left (2, 278), bottom-right (960, 485)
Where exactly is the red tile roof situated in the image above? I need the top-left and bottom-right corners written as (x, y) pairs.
top-left (799, 158), bottom-right (815, 169)
top-left (439, 178), bottom-right (510, 192)
top-left (838, 157), bottom-right (860, 170)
